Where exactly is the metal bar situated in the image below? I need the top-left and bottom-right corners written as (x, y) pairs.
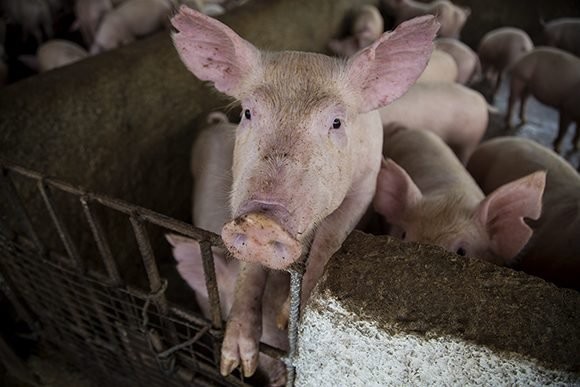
top-left (37, 180), bottom-right (84, 270)
top-left (199, 241), bottom-right (223, 330)
top-left (0, 166), bottom-right (45, 255)
top-left (284, 268), bottom-right (304, 387)
top-left (80, 196), bottom-right (122, 286)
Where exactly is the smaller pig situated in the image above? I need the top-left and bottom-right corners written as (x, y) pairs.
top-left (385, 0), bottom-right (470, 38)
top-left (36, 39), bottom-right (88, 72)
top-left (543, 18), bottom-right (580, 58)
top-left (74, 0), bottom-right (113, 46)
top-left (506, 47), bottom-right (580, 153)
top-left (378, 82), bottom-right (488, 162)
top-left (374, 125), bottom-right (545, 265)
top-left (416, 48), bottom-right (458, 83)
top-left (477, 27), bottom-right (534, 102)
top-left (435, 38), bottom-right (480, 84)
top-left (90, 0), bottom-right (173, 54)
top-left (467, 137), bottom-right (580, 290)
top-left (329, 5), bottom-right (384, 57)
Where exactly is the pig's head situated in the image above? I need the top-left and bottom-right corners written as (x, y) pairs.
top-left (172, 6), bottom-right (438, 269)
top-left (374, 159), bottom-right (546, 265)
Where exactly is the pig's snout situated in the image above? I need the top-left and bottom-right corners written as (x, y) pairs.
top-left (221, 203), bottom-right (302, 270)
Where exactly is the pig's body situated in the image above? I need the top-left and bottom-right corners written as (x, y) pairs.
top-left (168, 114), bottom-right (289, 386)
top-left (467, 137), bottom-right (580, 290)
top-left (91, 0), bottom-right (172, 54)
top-left (172, 7), bottom-right (438, 378)
top-left (543, 18), bottom-right (580, 57)
top-left (417, 49), bottom-right (458, 83)
top-left (36, 39), bottom-right (88, 72)
top-left (435, 38), bottom-right (480, 84)
top-left (378, 82), bottom-right (488, 162)
top-left (375, 126), bottom-right (545, 266)
top-left (329, 5), bottom-right (384, 57)
top-left (74, 0), bottom-right (113, 45)
top-left (506, 47), bottom-right (580, 152)
top-left (386, 0), bottom-right (470, 38)
top-left (477, 27), bottom-right (534, 101)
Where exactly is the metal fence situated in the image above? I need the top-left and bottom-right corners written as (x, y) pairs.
top-left (0, 160), bottom-right (303, 387)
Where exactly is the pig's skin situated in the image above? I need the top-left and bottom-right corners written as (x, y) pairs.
top-left (374, 125), bottom-right (545, 265)
top-left (171, 7), bottom-right (438, 378)
top-left (416, 49), bottom-right (458, 83)
top-left (329, 5), bottom-right (384, 57)
top-left (37, 39), bottom-right (88, 72)
top-left (506, 47), bottom-right (580, 152)
top-left (435, 38), bottom-right (480, 84)
top-left (378, 82), bottom-right (488, 163)
top-left (385, 0), bottom-right (470, 38)
top-left (91, 0), bottom-right (172, 54)
top-left (543, 18), bottom-right (580, 58)
top-left (467, 137), bottom-right (580, 290)
top-left (477, 27), bottom-right (534, 102)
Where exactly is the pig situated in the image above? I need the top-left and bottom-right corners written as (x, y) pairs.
top-left (166, 113), bottom-right (289, 386)
top-left (1, 0), bottom-right (53, 43)
top-left (416, 49), bottom-right (458, 83)
top-left (171, 6), bottom-right (438, 378)
top-left (90, 0), bottom-right (173, 54)
top-left (543, 18), bottom-right (580, 57)
top-left (378, 82), bottom-right (488, 162)
top-left (467, 137), bottom-right (580, 290)
top-left (34, 39), bottom-right (89, 72)
top-left (374, 125), bottom-right (545, 265)
top-left (505, 47), bottom-right (580, 153)
top-left (74, 0), bottom-right (113, 45)
top-left (477, 27), bottom-right (534, 102)
top-left (435, 38), bottom-right (481, 84)
top-left (328, 5), bottom-right (384, 57)
top-left (384, 0), bottom-right (470, 38)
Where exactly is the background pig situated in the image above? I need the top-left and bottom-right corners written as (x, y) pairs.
top-left (467, 137), bottom-right (580, 290)
top-left (91, 0), bottom-right (173, 54)
top-left (416, 49), bottom-right (458, 83)
top-left (378, 82), bottom-right (488, 162)
top-left (74, 0), bottom-right (113, 46)
top-left (34, 39), bottom-right (88, 72)
top-left (1, 0), bottom-right (54, 43)
top-left (543, 17), bottom-right (580, 57)
top-left (506, 47), bottom-right (580, 153)
top-left (166, 112), bottom-right (288, 386)
top-left (477, 27), bottom-right (534, 102)
top-left (328, 5), bottom-right (384, 57)
top-left (374, 125), bottom-right (545, 265)
top-left (171, 6), bottom-right (438, 378)
top-left (384, 0), bottom-right (470, 38)
top-left (435, 38), bottom-right (480, 84)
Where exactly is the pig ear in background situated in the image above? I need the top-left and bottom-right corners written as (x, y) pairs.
top-left (373, 159), bottom-right (423, 224)
top-left (347, 15), bottom-right (439, 113)
top-left (165, 233), bottom-right (228, 294)
top-left (474, 171), bottom-right (546, 263)
top-left (170, 5), bottom-right (260, 96)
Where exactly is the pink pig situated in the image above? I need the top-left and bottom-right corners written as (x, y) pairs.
top-left (506, 47), bottom-right (580, 153)
top-left (171, 6), bottom-right (438, 378)
top-left (374, 125), bottom-right (545, 265)
top-left (416, 48), bottom-right (458, 83)
top-left (543, 18), bottom-right (580, 58)
top-left (435, 37), bottom-right (481, 84)
top-left (467, 137), bottom-right (580, 290)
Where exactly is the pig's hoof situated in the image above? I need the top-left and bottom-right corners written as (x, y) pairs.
top-left (276, 296), bottom-right (290, 330)
top-left (221, 318), bottom-right (260, 377)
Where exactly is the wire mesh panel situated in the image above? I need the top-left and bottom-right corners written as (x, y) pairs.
top-left (0, 161), bottom-right (296, 386)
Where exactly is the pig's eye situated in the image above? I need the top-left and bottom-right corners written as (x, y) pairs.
top-left (456, 247), bottom-right (467, 256)
top-left (332, 118), bottom-right (341, 129)
top-left (244, 109), bottom-right (251, 120)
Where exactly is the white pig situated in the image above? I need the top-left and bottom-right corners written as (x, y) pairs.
top-left (543, 18), bottom-right (580, 58)
top-left (90, 0), bottom-right (173, 54)
top-left (167, 113), bottom-right (289, 386)
top-left (506, 47), bottom-right (580, 153)
top-left (416, 49), bottom-right (458, 83)
top-left (378, 82), bottom-right (488, 162)
top-left (37, 39), bottom-right (89, 72)
top-left (435, 37), bottom-right (481, 84)
top-left (467, 137), bottom-right (580, 290)
top-left (328, 5), bottom-right (384, 57)
top-left (374, 125), bottom-right (545, 265)
top-left (171, 6), bottom-right (438, 378)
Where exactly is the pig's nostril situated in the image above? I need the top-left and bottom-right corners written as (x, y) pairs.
top-left (233, 233), bottom-right (247, 247)
top-left (271, 241), bottom-right (288, 260)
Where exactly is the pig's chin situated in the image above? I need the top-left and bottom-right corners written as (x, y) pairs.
top-left (221, 212), bottom-right (305, 270)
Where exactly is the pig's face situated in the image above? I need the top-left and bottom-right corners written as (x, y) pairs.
top-left (172, 6), bottom-right (439, 269)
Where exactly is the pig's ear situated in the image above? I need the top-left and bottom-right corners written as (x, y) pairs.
top-left (346, 15), bottom-right (439, 113)
top-left (474, 171), bottom-right (546, 263)
top-left (166, 234), bottom-right (228, 293)
top-left (170, 5), bottom-right (260, 97)
top-left (373, 158), bottom-right (423, 224)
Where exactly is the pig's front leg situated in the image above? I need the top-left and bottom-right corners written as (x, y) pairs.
top-left (221, 262), bottom-right (267, 377)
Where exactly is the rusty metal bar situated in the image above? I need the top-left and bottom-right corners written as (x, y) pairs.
top-left (284, 267), bottom-right (305, 387)
top-left (199, 240), bottom-right (223, 330)
top-left (37, 180), bottom-right (84, 270)
top-left (80, 196), bottom-right (122, 286)
top-left (0, 166), bottom-right (45, 255)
